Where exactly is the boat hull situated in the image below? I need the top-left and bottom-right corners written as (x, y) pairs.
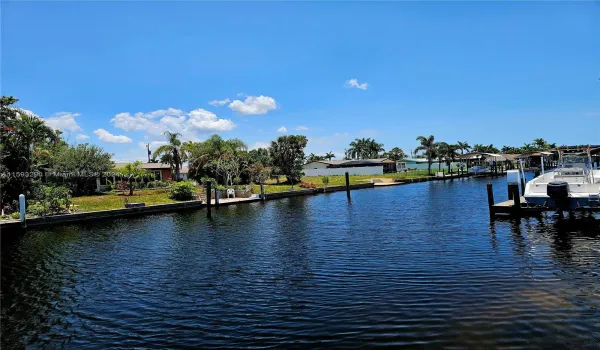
top-left (524, 195), bottom-right (598, 210)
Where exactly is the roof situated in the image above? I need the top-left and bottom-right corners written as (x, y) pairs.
top-left (457, 152), bottom-right (510, 161)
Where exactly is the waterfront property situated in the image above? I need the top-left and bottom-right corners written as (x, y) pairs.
top-left (303, 158), bottom-right (397, 176)
top-left (398, 157), bottom-right (461, 171)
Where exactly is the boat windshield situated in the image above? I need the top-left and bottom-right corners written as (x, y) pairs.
top-left (561, 155), bottom-right (588, 168)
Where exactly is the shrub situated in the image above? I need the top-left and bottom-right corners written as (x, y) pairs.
top-left (44, 185), bottom-right (72, 214)
top-left (27, 202), bottom-right (49, 217)
top-left (322, 176), bottom-right (329, 186)
top-left (169, 181), bottom-right (195, 200)
top-left (115, 180), bottom-right (129, 192)
top-left (9, 212), bottom-right (21, 220)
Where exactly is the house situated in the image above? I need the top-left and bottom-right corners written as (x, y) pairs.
top-left (95, 162), bottom-right (189, 192)
top-left (303, 158), bottom-right (397, 176)
top-left (398, 158), bottom-right (461, 171)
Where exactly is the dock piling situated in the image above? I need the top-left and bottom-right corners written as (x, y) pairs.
top-left (510, 183), bottom-right (521, 216)
top-left (260, 183), bottom-right (265, 201)
top-left (345, 172), bottom-right (351, 199)
top-left (487, 183), bottom-right (494, 218)
top-left (520, 177), bottom-right (526, 196)
top-left (214, 187), bottom-right (219, 208)
top-left (206, 182), bottom-right (212, 218)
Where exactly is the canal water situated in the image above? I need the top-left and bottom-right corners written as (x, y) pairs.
top-left (2, 176), bottom-right (599, 348)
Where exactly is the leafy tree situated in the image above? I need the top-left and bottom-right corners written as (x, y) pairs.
top-left (382, 147), bottom-right (406, 162)
top-left (306, 153), bottom-right (325, 163)
top-left (415, 135), bottom-right (436, 175)
top-left (438, 143), bottom-right (459, 172)
top-left (269, 135), bottom-right (308, 189)
top-left (325, 152), bottom-right (335, 161)
top-left (153, 131), bottom-right (185, 181)
top-left (1, 96), bottom-right (60, 204)
top-left (186, 134), bottom-right (247, 182)
top-left (52, 143), bottom-right (114, 195)
top-left (118, 161), bottom-right (150, 195)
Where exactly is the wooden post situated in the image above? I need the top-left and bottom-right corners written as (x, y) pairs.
top-left (487, 183), bottom-right (494, 218)
top-left (206, 182), bottom-right (212, 218)
top-left (520, 177), bottom-right (526, 196)
top-left (214, 187), bottom-right (219, 207)
top-left (508, 182), bottom-right (515, 200)
top-left (260, 183), bottom-right (265, 201)
top-left (345, 172), bottom-right (351, 199)
top-left (511, 183), bottom-right (521, 216)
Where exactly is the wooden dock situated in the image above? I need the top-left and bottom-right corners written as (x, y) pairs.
top-left (487, 183), bottom-right (600, 218)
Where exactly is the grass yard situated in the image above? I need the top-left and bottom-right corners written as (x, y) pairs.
top-left (72, 189), bottom-right (183, 212)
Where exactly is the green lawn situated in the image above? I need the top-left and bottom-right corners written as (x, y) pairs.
top-left (71, 170), bottom-right (455, 212)
top-left (72, 189), bottom-right (181, 212)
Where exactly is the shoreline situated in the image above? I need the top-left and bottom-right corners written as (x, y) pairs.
top-left (0, 172), bottom-right (485, 232)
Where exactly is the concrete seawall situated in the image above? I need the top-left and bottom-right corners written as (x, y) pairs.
top-left (0, 183), bottom-right (376, 232)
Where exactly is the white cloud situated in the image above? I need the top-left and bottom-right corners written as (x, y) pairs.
top-left (228, 95), bottom-right (278, 115)
top-left (251, 141), bottom-right (270, 150)
top-left (277, 126), bottom-right (287, 133)
top-left (187, 109), bottom-right (236, 132)
top-left (44, 112), bottom-right (82, 132)
top-left (344, 78), bottom-right (368, 90)
top-left (209, 98), bottom-right (231, 107)
top-left (296, 126), bottom-right (309, 131)
top-left (111, 107), bottom-right (236, 140)
top-left (93, 129), bottom-right (132, 144)
top-left (75, 134), bottom-right (90, 141)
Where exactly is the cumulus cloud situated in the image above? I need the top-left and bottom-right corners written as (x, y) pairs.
top-left (296, 126), bottom-right (309, 131)
top-left (44, 112), bottom-right (82, 132)
top-left (209, 98), bottom-right (231, 107)
top-left (277, 126), bottom-right (287, 133)
top-left (75, 134), bottom-right (90, 141)
top-left (229, 95), bottom-right (277, 115)
top-left (251, 141), bottom-right (270, 150)
top-left (111, 107), bottom-right (236, 140)
top-left (344, 78), bottom-right (368, 90)
top-left (93, 129), bottom-right (132, 144)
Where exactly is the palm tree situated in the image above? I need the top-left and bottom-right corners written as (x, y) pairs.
top-left (438, 143), bottom-right (458, 173)
top-left (13, 112), bottom-right (56, 173)
top-left (119, 160), bottom-right (150, 195)
top-left (382, 147), bottom-right (406, 162)
top-left (533, 138), bottom-right (548, 150)
top-left (325, 152), bottom-right (335, 160)
top-left (153, 131), bottom-right (184, 181)
top-left (415, 135), bottom-right (436, 175)
top-left (456, 141), bottom-right (470, 156)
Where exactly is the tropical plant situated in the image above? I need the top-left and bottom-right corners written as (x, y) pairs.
top-left (456, 141), bottom-right (471, 155)
top-left (269, 135), bottom-right (308, 189)
top-left (438, 143), bottom-right (459, 172)
top-left (347, 138), bottom-right (384, 159)
top-left (325, 152), bottom-right (335, 161)
top-left (153, 131), bottom-right (185, 181)
top-left (382, 147), bottom-right (406, 162)
top-left (322, 176), bottom-right (329, 188)
top-left (415, 135), bottom-right (436, 175)
top-left (118, 161), bottom-right (151, 195)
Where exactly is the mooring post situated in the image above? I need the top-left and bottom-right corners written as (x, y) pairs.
top-left (508, 182), bottom-right (514, 200)
top-left (214, 187), bottom-right (219, 208)
top-left (260, 183), bottom-right (265, 201)
top-left (487, 183), bottom-right (494, 218)
top-left (511, 183), bottom-right (521, 216)
top-left (19, 194), bottom-right (26, 227)
top-left (345, 172), bottom-right (351, 199)
top-left (520, 177), bottom-right (526, 196)
top-left (206, 182), bottom-right (212, 218)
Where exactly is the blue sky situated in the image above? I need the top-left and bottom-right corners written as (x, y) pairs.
top-left (3, 1), bottom-right (599, 161)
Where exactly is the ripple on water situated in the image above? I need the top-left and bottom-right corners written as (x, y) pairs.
top-left (2, 176), bottom-right (600, 348)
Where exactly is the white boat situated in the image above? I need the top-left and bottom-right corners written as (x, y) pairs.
top-left (468, 165), bottom-right (490, 175)
top-left (524, 153), bottom-right (600, 210)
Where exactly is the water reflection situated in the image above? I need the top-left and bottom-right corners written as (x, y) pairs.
top-left (2, 176), bottom-right (599, 348)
